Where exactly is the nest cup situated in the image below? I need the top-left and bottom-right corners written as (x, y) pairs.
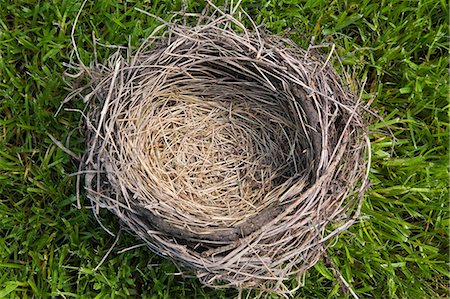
top-left (77, 10), bottom-right (369, 295)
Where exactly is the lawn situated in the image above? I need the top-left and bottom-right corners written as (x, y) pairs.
top-left (0, 0), bottom-right (448, 298)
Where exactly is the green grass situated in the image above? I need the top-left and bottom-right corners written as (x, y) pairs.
top-left (0, 0), bottom-right (448, 298)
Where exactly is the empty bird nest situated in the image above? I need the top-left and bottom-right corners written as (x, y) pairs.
top-left (67, 6), bottom-right (370, 297)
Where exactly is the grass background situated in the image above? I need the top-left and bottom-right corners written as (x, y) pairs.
top-left (0, 0), bottom-right (448, 298)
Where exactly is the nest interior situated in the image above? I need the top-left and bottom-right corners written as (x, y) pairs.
top-left (78, 13), bottom-right (369, 295)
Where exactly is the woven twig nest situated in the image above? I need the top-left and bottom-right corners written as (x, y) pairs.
top-left (75, 9), bottom-right (369, 296)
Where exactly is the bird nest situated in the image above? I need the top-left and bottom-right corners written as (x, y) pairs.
top-left (72, 9), bottom-right (370, 296)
